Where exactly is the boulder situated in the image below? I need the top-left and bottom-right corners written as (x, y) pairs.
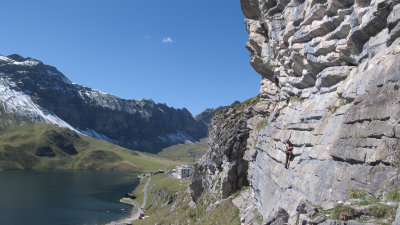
top-left (264, 208), bottom-right (289, 225)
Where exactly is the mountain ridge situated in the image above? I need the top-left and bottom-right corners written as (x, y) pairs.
top-left (0, 54), bottom-right (208, 153)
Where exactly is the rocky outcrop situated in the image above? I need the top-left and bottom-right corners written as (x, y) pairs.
top-left (191, 0), bottom-right (400, 224)
top-left (189, 93), bottom-right (278, 206)
top-left (190, 96), bottom-right (273, 200)
top-left (0, 54), bottom-right (207, 153)
top-left (264, 208), bottom-right (289, 225)
top-left (195, 107), bottom-right (223, 127)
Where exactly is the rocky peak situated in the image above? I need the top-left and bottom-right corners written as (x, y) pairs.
top-left (195, 107), bottom-right (224, 127)
top-left (6, 54), bottom-right (32, 62)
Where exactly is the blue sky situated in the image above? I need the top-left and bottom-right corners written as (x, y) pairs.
top-left (0, 0), bottom-right (261, 115)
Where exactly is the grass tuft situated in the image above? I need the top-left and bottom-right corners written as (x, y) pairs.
top-left (329, 98), bottom-right (345, 114)
top-left (256, 119), bottom-right (269, 132)
top-left (286, 96), bottom-right (304, 103)
top-left (232, 185), bottom-right (250, 199)
top-left (252, 209), bottom-right (263, 224)
top-left (329, 204), bottom-right (356, 220)
top-left (349, 186), bottom-right (367, 199)
top-left (387, 188), bottom-right (400, 202)
top-left (356, 196), bottom-right (379, 206)
top-left (369, 204), bottom-right (397, 220)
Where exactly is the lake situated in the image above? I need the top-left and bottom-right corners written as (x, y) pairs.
top-left (0, 170), bottom-right (140, 225)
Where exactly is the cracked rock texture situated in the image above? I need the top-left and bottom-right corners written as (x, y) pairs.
top-left (191, 0), bottom-right (400, 224)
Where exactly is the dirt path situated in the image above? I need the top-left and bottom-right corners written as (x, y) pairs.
top-left (107, 175), bottom-right (151, 225)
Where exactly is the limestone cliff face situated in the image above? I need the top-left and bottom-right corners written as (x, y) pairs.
top-left (191, 0), bottom-right (400, 224)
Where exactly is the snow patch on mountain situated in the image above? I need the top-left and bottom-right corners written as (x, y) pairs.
top-left (13, 59), bottom-right (40, 66)
top-left (158, 131), bottom-right (195, 143)
top-left (0, 77), bottom-right (76, 130)
top-left (79, 128), bottom-right (117, 144)
top-left (0, 56), bottom-right (12, 63)
top-left (0, 55), bottom-right (39, 66)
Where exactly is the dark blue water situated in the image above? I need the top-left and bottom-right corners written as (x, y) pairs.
top-left (0, 170), bottom-right (140, 225)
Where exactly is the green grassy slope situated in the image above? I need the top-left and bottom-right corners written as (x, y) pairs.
top-left (0, 123), bottom-right (181, 171)
top-left (157, 138), bottom-right (209, 163)
top-left (129, 173), bottom-right (240, 225)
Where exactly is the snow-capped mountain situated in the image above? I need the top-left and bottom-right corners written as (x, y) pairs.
top-left (0, 54), bottom-right (207, 153)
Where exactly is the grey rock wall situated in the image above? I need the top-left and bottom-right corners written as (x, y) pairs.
top-left (191, 0), bottom-right (400, 224)
top-left (245, 0), bottom-right (400, 222)
top-left (244, 0), bottom-right (400, 222)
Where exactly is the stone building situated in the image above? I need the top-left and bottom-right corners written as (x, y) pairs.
top-left (175, 165), bottom-right (192, 179)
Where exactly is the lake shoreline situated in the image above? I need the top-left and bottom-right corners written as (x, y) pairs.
top-left (0, 170), bottom-right (141, 225)
top-left (107, 174), bottom-right (151, 225)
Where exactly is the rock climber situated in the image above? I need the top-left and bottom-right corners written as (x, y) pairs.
top-left (241, 217), bottom-right (252, 225)
top-left (241, 217), bottom-right (245, 225)
top-left (284, 140), bottom-right (293, 169)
